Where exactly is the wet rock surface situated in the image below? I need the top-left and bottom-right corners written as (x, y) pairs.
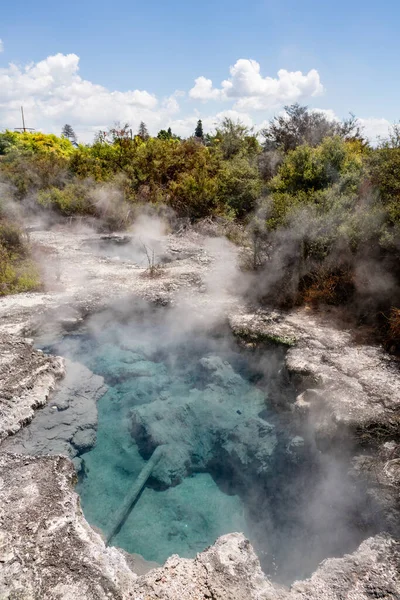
top-left (230, 308), bottom-right (400, 545)
top-left (286, 534), bottom-right (400, 600)
top-left (132, 533), bottom-right (280, 600)
top-left (0, 333), bottom-right (65, 442)
top-left (1, 360), bottom-right (107, 469)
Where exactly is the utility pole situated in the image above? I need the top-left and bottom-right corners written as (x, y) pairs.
top-left (14, 106), bottom-right (35, 133)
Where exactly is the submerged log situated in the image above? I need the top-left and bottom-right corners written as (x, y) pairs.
top-left (106, 445), bottom-right (164, 546)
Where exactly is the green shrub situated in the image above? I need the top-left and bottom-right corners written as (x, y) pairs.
top-left (0, 222), bottom-right (26, 255)
top-left (368, 147), bottom-right (400, 226)
top-left (37, 183), bottom-right (96, 216)
top-left (217, 157), bottom-right (262, 217)
top-left (0, 221), bottom-right (41, 296)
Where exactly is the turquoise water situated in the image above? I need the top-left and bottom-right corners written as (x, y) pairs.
top-left (42, 306), bottom-right (378, 581)
top-left (45, 309), bottom-right (280, 565)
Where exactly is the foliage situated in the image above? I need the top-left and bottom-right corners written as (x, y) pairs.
top-left (37, 182), bottom-right (95, 216)
top-left (0, 220), bottom-right (41, 296)
top-left (61, 124), bottom-right (77, 144)
top-left (0, 130), bottom-right (73, 197)
top-left (368, 146), bottom-right (400, 226)
top-left (1, 111), bottom-right (400, 351)
top-left (0, 131), bottom-right (20, 155)
top-left (266, 137), bottom-right (366, 228)
top-left (217, 157), bottom-right (262, 217)
top-left (209, 117), bottom-right (261, 160)
top-left (299, 267), bottom-right (354, 306)
top-left (3, 130), bottom-right (75, 157)
top-left (137, 121), bottom-right (150, 141)
top-left (0, 152), bottom-right (68, 198)
top-left (195, 119), bottom-right (204, 140)
top-left (158, 127), bottom-right (173, 140)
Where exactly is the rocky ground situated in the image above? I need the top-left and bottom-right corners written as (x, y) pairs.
top-left (1, 360), bottom-right (107, 474)
top-left (0, 223), bottom-right (399, 599)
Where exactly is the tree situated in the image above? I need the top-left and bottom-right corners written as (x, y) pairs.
top-left (137, 121), bottom-right (150, 141)
top-left (61, 124), bottom-right (77, 144)
top-left (213, 118), bottom-right (259, 160)
top-left (195, 119), bottom-right (204, 139)
top-left (261, 104), bottom-right (364, 153)
top-left (157, 128), bottom-right (172, 140)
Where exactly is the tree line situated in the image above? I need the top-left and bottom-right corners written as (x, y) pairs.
top-left (0, 104), bottom-right (399, 350)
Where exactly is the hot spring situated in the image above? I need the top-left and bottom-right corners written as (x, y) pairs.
top-left (7, 303), bottom-right (380, 583)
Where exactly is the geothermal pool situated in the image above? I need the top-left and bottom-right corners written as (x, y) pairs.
top-left (23, 305), bottom-right (378, 582)
top-left (42, 309), bottom-right (284, 563)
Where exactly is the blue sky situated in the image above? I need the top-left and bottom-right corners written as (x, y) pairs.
top-left (0, 0), bottom-right (398, 141)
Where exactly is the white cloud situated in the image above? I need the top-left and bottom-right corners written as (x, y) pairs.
top-left (0, 53), bottom-right (179, 141)
top-left (311, 108), bottom-right (339, 122)
top-left (189, 59), bottom-right (323, 110)
top-left (189, 76), bottom-right (222, 101)
top-left (359, 117), bottom-right (391, 144)
top-left (0, 40), bottom-right (3, 53)
top-left (0, 51), bottom-right (392, 146)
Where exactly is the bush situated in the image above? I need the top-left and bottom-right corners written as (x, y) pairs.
top-left (0, 221), bottom-right (26, 255)
top-left (217, 157), bottom-right (262, 217)
top-left (37, 182), bottom-right (96, 216)
top-left (368, 147), bottom-right (400, 227)
top-left (299, 267), bottom-right (354, 306)
top-left (0, 220), bottom-right (41, 295)
top-left (269, 136), bottom-right (364, 198)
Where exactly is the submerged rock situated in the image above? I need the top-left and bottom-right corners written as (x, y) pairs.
top-left (130, 353), bottom-right (277, 487)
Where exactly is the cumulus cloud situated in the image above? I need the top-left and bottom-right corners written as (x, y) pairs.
top-left (0, 53), bottom-right (179, 141)
top-left (189, 59), bottom-right (324, 110)
top-left (359, 117), bottom-right (391, 144)
top-left (0, 51), bottom-right (392, 146)
top-left (189, 76), bottom-right (222, 101)
top-left (311, 108), bottom-right (339, 122)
